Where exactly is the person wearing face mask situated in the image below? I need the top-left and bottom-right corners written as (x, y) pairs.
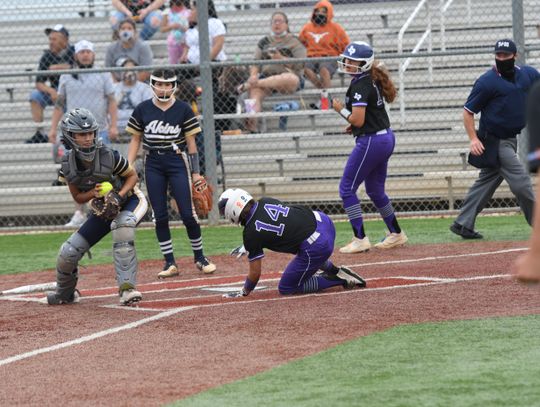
top-left (238, 11), bottom-right (307, 133)
top-left (105, 19), bottom-right (153, 83)
top-left (299, 0), bottom-right (349, 92)
top-left (110, 0), bottom-right (165, 41)
top-left (48, 40), bottom-right (120, 227)
top-left (450, 39), bottom-right (540, 240)
top-left (114, 58), bottom-right (153, 137)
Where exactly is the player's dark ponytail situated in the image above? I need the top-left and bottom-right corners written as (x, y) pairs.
top-left (371, 60), bottom-right (396, 103)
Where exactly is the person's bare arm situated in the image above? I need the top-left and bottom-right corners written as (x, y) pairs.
top-left (463, 109), bottom-right (484, 156)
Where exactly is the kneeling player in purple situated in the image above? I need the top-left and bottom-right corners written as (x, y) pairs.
top-left (47, 108), bottom-right (148, 306)
top-left (332, 41), bottom-right (407, 254)
top-left (218, 188), bottom-right (366, 297)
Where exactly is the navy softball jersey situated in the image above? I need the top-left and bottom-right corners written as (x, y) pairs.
top-left (125, 98), bottom-right (209, 266)
top-left (243, 197), bottom-right (316, 261)
top-left (126, 98), bottom-right (200, 150)
top-left (346, 72), bottom-right (390, 136)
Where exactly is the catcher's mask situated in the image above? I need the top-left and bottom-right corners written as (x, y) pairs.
top-left (60, 107), bottom-right (100, 161)
top-left (337, 41), bottom-right (374, 75)
top-left (218, 188), bottom-right (253, 225)
top-left (150, 69), bottom-right (177, 102)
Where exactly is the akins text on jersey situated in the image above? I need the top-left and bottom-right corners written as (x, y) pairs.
top-left (145, 120), bottom-right (181, 135)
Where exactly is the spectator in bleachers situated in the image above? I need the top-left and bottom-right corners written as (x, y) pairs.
top-left (110, 0), bottom-right (165, 41)
top-left (299, 1), bottom-right (349, 93)
top-left (160, 0), bottom-right (191, 64)
top-left (105, 19), bottom-right (153, 83)
top-left (49, 40), bottom-right (119, 228)
top-left (179, 0), bottom-right (226, 67)
top-left (114, 58), bottom-right (153, 139)
top-left (238, 11), bottom-right (307, 133)
top-left (26, 24), bottom-right (74, 144)
top-left (180, 0), bottom-right (232, 131)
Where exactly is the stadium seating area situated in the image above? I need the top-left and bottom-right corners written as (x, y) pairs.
top-left (0, 0), bottom-right (539, 225)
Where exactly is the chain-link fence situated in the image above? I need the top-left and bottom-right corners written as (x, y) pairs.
top-left (0, 0), bottom-right (538, 229)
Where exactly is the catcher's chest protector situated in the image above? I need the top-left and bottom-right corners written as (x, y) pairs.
top-left (62, 147), bottom-right (122, 192)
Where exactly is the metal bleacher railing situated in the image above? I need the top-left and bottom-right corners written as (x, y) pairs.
top-left (0, 0), bottom-right (538, 229)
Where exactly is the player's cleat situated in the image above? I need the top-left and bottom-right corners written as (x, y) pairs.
top-left (65, 210), bottom-right (86, 227)
top-left (195, 257), bottom-right (216, 274)
top-left (336, 266), bottom-right (366, 289)
top-left (450, 222), bottom-right (483, 239)
top-left (157, 261), bottom-right (179, 279)
top-left (25, 130), bottom-right (48, 144)
top-left (339, 236), bottom-right (371, 253)
top-left (119, 288), bottom-right (142, 305)
top-left (374, 231), bottom-right (408, 249)
top-left (47, 289), bottom-right (81, 305)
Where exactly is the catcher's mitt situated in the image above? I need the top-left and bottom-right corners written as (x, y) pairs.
top-left (90, 191), bottom-right (124, 221)
top-left (192, 177), bottom-right (213, 217)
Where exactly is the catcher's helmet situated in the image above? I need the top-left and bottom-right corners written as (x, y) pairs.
top-left (60, 108), bottom-right (100, 161)
top-left (150, 69), bottom-right (177, 102)
top-left (218, 188), bottom-right (253, 225)
top-left (338, 41), bottom-right (374, 75)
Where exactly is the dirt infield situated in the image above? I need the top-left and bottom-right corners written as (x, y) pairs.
top-left (1, 240), bottom-right (539, 406)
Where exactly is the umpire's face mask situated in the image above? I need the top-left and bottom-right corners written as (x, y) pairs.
top-left (495, 55), bottom-right (515, 79)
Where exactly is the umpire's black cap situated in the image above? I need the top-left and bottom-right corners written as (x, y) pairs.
top-left (494, 39), bottom-right (517, 54)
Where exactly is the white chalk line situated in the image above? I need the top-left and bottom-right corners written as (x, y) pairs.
top-left (0, 306), bottom-right (195, 367)
top-left (0, 273), bottom-right (512, 367)
top-left (344, 247), bottom-right (526, 269)
top-left (0, 248), bottom-right (521, 366)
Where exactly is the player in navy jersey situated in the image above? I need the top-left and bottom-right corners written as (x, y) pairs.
top-left (332, 41), bottom-right (407, 254)
top-left (218, 188), bottom-right (366, 297)
top-left (47, 108), bottom-right (148, 306)
top-left (126, 69), bottom-right (216, 277)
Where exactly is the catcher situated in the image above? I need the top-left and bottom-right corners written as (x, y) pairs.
top-left (126, 68), bottom-right (216, 278)
top-left (47, 108), bottom-right (148, 306)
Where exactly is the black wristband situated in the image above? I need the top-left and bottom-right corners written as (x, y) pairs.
top-left (188, 152), bottom-right (200, 174)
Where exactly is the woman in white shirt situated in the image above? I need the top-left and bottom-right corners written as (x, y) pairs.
top-left (180, 0), bottom-right (227, 65)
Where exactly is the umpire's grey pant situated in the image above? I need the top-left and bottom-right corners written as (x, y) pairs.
top-left (456, 137), bottom-right (534, 229)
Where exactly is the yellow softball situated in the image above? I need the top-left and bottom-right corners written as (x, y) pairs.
top-left (98, 182), bottom-right (113, 197)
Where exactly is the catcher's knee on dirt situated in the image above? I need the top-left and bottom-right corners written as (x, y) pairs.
top-left (111, 212), bottom-right (138, 288)
top-left (56, 232), bottom-right (89, 299)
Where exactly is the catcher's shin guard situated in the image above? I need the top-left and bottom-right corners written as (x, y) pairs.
top-left (52, 232), bottom-right (89, 303)
top-left (111, 213), bottom-right (138, 288)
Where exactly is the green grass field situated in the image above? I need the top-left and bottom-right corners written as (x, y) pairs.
top-left (0, 214), bottom-right (531, 275)
top-left (1, 214), bottom-right (536, 406)
top-left (170, 315), bottom-right (540, 407)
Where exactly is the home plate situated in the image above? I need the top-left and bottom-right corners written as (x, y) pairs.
top-left (200, 286), bottom-right (267, 293)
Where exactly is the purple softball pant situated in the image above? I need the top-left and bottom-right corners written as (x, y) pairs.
top-left (278, 211), bottom-right (341, 295)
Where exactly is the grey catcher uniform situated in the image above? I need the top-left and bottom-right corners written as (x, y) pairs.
top-left (47, 108), bottom-right (148, 306)
top-left (451, 39), bottom-right (540, 238)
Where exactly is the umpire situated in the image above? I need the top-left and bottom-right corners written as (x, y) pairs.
top-left (450, 39), bottom-right (540, 239)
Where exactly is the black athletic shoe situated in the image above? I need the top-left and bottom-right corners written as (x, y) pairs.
top-left (47, 289), bottom-right (80, 305)
top-left (450, 222), bottom-right (483, 239)
top-left (25, 130), bottom-right (48, 144)
top-left (337, 267), bottom-right (367, 289)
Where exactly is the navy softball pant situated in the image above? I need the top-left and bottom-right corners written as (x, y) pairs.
top-left (144, 150), bottom-right (199, 230)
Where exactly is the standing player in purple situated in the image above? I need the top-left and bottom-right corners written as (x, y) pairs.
top-left (126, 69), bottom-right (216, 278)
top-left (332, 41), bottom-right (407, 254)
top-left (218, 188), bottom-right (366, 298)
